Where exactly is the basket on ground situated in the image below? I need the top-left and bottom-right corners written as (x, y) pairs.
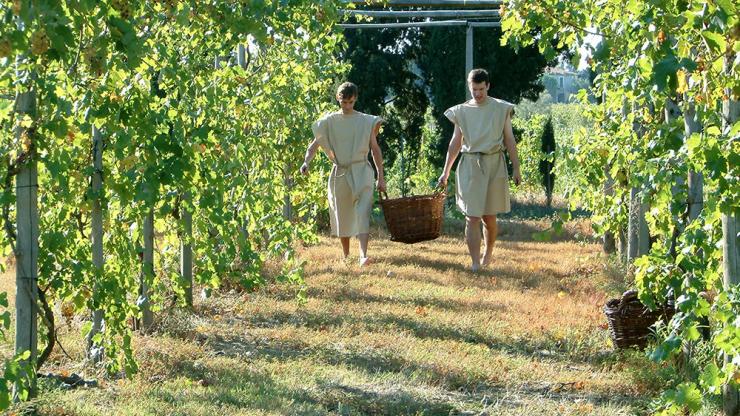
top-left (379, 191), bottom-right (445, 244)
top-left (603, 289), bottom-right (675, 349)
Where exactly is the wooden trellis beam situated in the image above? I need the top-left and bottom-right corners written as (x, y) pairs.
top-left (341, 0), bottom-right (503, 7)
top-left (338, 20), bottom-right (500, 29)
top-left (339, 19), bottom-right (502, 99)
top-left (340, 9), bottom-right (500, 18)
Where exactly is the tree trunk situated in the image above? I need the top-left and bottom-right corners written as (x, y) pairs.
top-left (603, 231), bottom-right (616, 254)
top-left (36, 287), bottom-right (54, 369)
top-left (13, 79), bottom-right (38, 400)
top-left (86, 124), bottom-right (105, 363)
top-left (545, 169), bottom-right (553, 208)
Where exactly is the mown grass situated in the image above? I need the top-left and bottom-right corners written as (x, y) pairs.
top-left (0, 201), bottom-right (679, 415)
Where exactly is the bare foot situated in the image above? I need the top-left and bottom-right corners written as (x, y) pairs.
top-left (481, 253), bottom-right (492, 267)
top-left (359, 257), bottom-right (372, 267)
top-left (471, 263), bottom-right (480, 273)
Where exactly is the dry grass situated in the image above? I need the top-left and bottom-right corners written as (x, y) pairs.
top-left (2, 215), bottom-right (673, 415)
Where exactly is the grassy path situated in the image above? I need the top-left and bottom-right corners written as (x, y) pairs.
top-left (7, 218), bottom-right (667, 415)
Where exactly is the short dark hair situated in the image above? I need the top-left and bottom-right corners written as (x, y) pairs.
top-left (336, 82), bottom-right (358, 99)
top-left (467, 68), bottom-right (489, 85)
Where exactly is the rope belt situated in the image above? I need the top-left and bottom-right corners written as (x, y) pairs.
top-left (332, 159), bottom-right (369, 178)
top-left (325, 132), bottom-right (370, 201)
top-left (461, 145), bottom-right (504, 173)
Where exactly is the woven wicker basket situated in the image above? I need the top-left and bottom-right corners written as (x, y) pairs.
top-left (379, 191), bottom-right (445, 244)
top-left (603, 290), bottom-right (675, 349)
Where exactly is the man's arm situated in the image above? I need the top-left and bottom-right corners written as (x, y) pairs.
top-left (299, 138), bottom-right (321, 175)
top-left (502, 111), bottom-right (522, 186)
top-left (437, 124), bottom-right (463, 187)
top-left (369, 122), bottom-right (386, 192)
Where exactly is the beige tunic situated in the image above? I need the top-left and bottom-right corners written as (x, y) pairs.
top-left (445, 97), bottom-right (514, 217)
top-left (312, 111), bottom-right (382, 237)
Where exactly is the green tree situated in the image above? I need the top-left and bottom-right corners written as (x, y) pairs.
top-left (538, 116), bottom-right (556, 206)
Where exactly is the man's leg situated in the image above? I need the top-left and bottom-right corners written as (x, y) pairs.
top-left (466, 216), bottom-right (482, 272)
top-left (358, 233), bottom-right (371, 266)
top-left (482, 215), bottom-right (498, 266)
top-left (340, 237), bottom-right (351, 259)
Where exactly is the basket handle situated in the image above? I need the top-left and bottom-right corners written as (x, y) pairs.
top-left (434, 182), bottom-right (447, 196)
top-left (617, 289), bottom-right (639, 312)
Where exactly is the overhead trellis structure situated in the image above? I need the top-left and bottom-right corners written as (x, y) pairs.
top-left (342, 0), bottom-right (503, 7)
top-left (338, 0), bottom-right (504, 99)
top-left (340, 9), bottom-right (501, 18)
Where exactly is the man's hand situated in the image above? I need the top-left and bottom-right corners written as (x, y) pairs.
top-left (512, 169), bottom-right (522, 186)
top-left (377, 177), bottom-right (386, 193)
top-left (437, 173), bottom-right (449, 189)
top-left (299, 162), bottom-right (309, 176)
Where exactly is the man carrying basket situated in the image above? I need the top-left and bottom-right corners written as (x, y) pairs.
top-left (300, 82), bottom-right (386, 267)
top-left (437, 69), bottom-right (522, 272)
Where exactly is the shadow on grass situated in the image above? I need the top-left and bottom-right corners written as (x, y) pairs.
top-left (380, 254), bottom-right (566, 291)
top-left (143, 286), bottom-right (651, 413)
top-left (305, 284), bottom-right (509, 314)
top-left (181, 328), bottom-right (645, 415)
top-left (141, 353), bottom-right (460, 415)
top-left (208, 303), bottom-right (613, 369)
top-left (382, 254), bottom-right (472, 275)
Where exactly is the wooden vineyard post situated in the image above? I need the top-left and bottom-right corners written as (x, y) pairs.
top-left (13, 64), bottom-right (38, 400)
top-left (86, 124), bottom-right (105, 362)
top-left (722, 50), bottom-right (740, 416)
top-left (181, 192), bottom-right (193, 308)
top-left (626, 101), bottom-right (649, 260)
top-left (140, 212), bottom-right (154, 331)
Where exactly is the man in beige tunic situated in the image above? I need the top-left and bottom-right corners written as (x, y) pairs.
top-left (300, 82), bottom-right (386, 266)
top-left (438, 69), bottom-right (522, 272)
